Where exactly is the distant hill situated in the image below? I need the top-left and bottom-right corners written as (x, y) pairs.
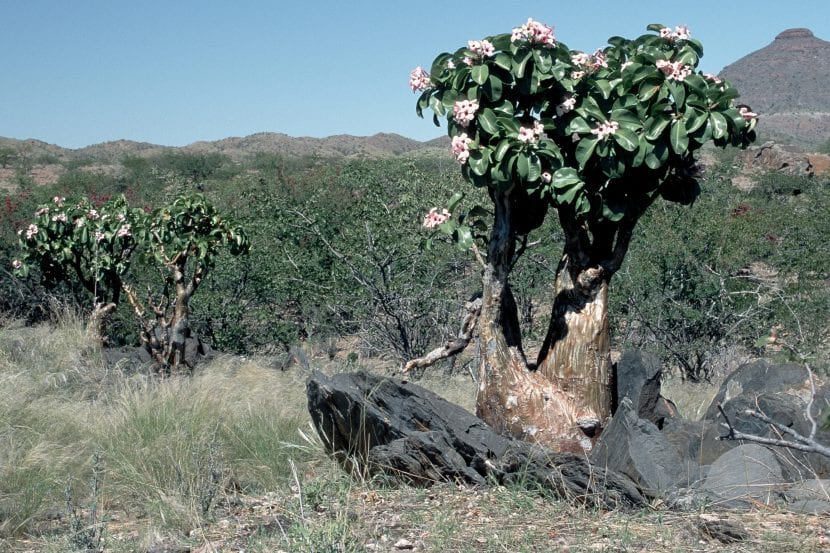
top-left (0, 132), bottom-right (447, 166)
top-left (720, 28), bottom-right (830, 148)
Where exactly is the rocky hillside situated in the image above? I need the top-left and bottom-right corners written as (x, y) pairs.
top-left (720, 28), bottom-right (830, 148)
top-left (0, 132), bottom-right (445, 165)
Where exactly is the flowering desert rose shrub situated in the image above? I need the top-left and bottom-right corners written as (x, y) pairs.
top-left (410, 20), bottom-right (757, 449)
top-left (13, 193), bottom-right (249, 370)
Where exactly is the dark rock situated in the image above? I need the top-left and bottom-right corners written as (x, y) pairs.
top-left (699, 444), bottom-right (785, 508)
top-left (307, 370), bottom-right (647, 509)
top-left (695, 516), bottom-right (748, 544)
top-left (660, 417), bottom-right (730, 469)
top-left (783, 479), bottom-right (830, 514)
top-left (704, 360), bottom-right (830, 479)
top-left (614, 351), bottom-right (677, 428)
top-left (591, 398), bottom-right (687, 493)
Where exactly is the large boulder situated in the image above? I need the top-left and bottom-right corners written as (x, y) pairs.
top-left (699, 444), bottom-right (786, 508)
top-left (703, 360), bottom-right (830, 479)
top-left (613, 351), bottom-right (678, 428)
top-left (307, 370), bottom-right (647, 509)
top-left (591, 398), bottom-right (690, 493)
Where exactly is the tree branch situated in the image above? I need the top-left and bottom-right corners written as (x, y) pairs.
top-left (403, 296), bottom-right (482, 372)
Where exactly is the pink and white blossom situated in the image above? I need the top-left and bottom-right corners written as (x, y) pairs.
top-left (74, 217), bottom-right (85, 228)
top-left (517, 120), bottom-right (545, 144)
top-left (35, 207), bottom-right (49, 216)
top-left (12, 259), bottom-right (22, 269)
top-left (86, 209), bottom-right (100, 220)
top-left (452, 99), bottom-right (480, 127)
top-left (446, 60), bottom-right (455, 70)
top-left (571, 70), bottom-right (585, 80)
top-left (556, 96), bottom-right (577, 116)
top-left (94, 230), bottom-right (105, 242)
top-left (592, 48), bottom-right (608, 68)
top-left (511, 18), bottom-right (555, 47)
top-left (541, 172), bottom-right (552, 183)
top-left (51, 212), bottom-right (68, 223)
top-left (116, 224), bottom-right (131, 238)
top-left (571, 52), bottom-right (591, 66)
top-left (468, 39), bottom-right (495, 58)
top-left (703, 73), bottom-right (722, 84)
top-left (451, 133), bottom-right (473, 164)
top-left (590, 120), bottom-right (620, 140)
top-left (656, 59), bottom-right (692, 81)
top-left (53, 196), bottom-right (65, 206)
top-left (738, 106), bottom-right (758, 120)
top-left (659, 27), bottom-right (673, 39)
top-left (422, 207), bottom-right (451, 229)
top-left (409, 66), bottom-right (431, 92)
top-left (25, 224), bottom-right (38, 240)
top-left (673, 25), bottom-right (690, 40)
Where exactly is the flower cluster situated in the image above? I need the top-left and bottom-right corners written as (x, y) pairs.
top-left (464, 39), bottom-right (495, 65)
top-left (703, 73), bottom-right (722, 84)
top-left (53, 196), bottom-right (65, 207)
top-left (422, 207), bottom-right (451, 229)
top-left (517, 120), bottom-right (545, 144)
top-left (35, 206), bottom-right (49, 216)
top-left (590, 120), bottom-right (619, 140)
top-left (738, 106), bottom-right (758, 120)
top-left (556, 96), bottom-right (577, 117)
top-left (51, 212), bottom-right (68, 223)
top-left (12, 259), bottom-right (22, 270)
top-left (409, 66), bottom-right (431, 92)
top-left (452, 99), bottom-right (479, 127)
top-left (659, 25), bottom-right (690, 41)
top-left (511, 18), bottom-right (555, 47)
top-left (116, 224), bottom-right (132, 238)
top-left (24, 224), bottom-right (38, 240)
top-left (656, 59), bottom-right (692, 82)
top-left (570, 49), bottom-right (608, 72)
top-left (451, 133), bottom-right (473, 164)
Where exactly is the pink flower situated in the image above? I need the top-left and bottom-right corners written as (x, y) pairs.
top-left (116, 224), bottom-right (131, 238)
top-left (571, 52), bottom-right (591, 66)
top-left (659, 27), bottom-right (673, 39)
top-left (25, 224), bottom-right (38, 240)
top-left (35, 207), bottom-right (49, 216)
top-left (511, 18), bottom-right (555, 47)
top-left (409, 66), bottom-right (431, 92)
top-left (74, 217), bottom-right (85, 228)
top-left (592, 48), bottom-right (608, 68)
top-left (12, 259), bottom-right (22, 269)
top-left (86, 209), bottom-right (99, 220)
top-left (51, 212), bottom-right (68, 223)
top-left (556, 96), bottom-right (576, 116)
top-left (452, 99), bottom-right (479, 127)
top-left (94, 230), bottom-right (105, 242)
top-left (463, 56), bottom-right (474, 66)
top-left (468, 39), bottom-right (495, 59)
top-left (53, 196), bottom-right (65, 206)
top-left (571, 70), bottom-right (585, 80)
top-left (656, 59), bottom-right (691, 81)
top-left (739, 106), bottom-right (758, 120)
top-left (703, 73), bottom-right (722, 84)
top-left (673, 25), bottom-right (690, 40)
top-left (517, 119), bottom-right (545, 144)
top-left (446, 60), bottom-right (455, 70)
top-left (451, 133), bottom-right (473, 164)
top-left (422, 207), bottom-right (451, 229)
top-left (590, 120), bottom-right (620, 140)
top-left (541, 172), bottom-right (552, 183)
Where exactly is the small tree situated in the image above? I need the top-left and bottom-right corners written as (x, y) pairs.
top-left (13, 193), bottom-right (249, 371)
top-left (412, 21), bottom-right (756, 450)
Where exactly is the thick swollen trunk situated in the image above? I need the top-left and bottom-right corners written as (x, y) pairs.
top-left (475, 189), bottom-right (632, 453)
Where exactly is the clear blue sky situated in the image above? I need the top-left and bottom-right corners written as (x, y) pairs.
top-left (2, 0), bottom-right (827, 149)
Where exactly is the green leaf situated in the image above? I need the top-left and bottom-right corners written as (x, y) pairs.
top-left (602, 201), bottom-right (627, 222)
top-left (638, 81), bottom-right (661, 102)
top-left (515, 152), bottom-right (530, 179)
top-left (494, 139), bottom-right (512, 161)
top-left (644, 114), bottom-right (671, 140)
top-left (670, 120), bottom-right (689, 154)
top-left (483, 74), bottom-right (503, 101)
top-left (494, 51), bottom-right (512, 71)
top-left (447, 192), bottom-right (464, 212)
top-left (613, 127), bottom-right (639, 151)
top-left (710, 111), bottom-right (728, 139)
top-left (533, 49), bottom-right (553, 73)
top-left (468, 149), bottom-right (490, 176)
top-left (471, 64), bottom-right (489, 85)
top-left (552, 167), bottom-right (582, 190)
top-left (567, 116), bottom-right (592, 135)
top-left (593, 79), bottom-right (612, 99)
top-left (527, 152), bottom-right (542, 182)
top-left (477, 108), bottom-right (499, 134)
top-left (513, 49), bottom-right (533, 77)
top-left (455, 226), bottom-right (473, 250)
top-left (668, 81), bottom-right (685, 109)
top-left (683, 108), bottom-right (707, 134)
top-left (575, 136), bottom-right (599, 168)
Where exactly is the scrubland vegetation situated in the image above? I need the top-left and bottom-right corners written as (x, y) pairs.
top-left (0, 146), bottom-right (828, 550)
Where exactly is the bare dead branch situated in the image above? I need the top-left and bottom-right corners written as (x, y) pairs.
top-left (403, 296), bottom-right (482, 372)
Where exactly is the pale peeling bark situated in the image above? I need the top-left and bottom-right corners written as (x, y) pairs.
top-left (474, 187), bottom-right (635, 452)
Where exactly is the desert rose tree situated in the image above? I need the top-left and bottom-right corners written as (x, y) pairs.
top-left (412, 21), bottom-right (756, 451)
